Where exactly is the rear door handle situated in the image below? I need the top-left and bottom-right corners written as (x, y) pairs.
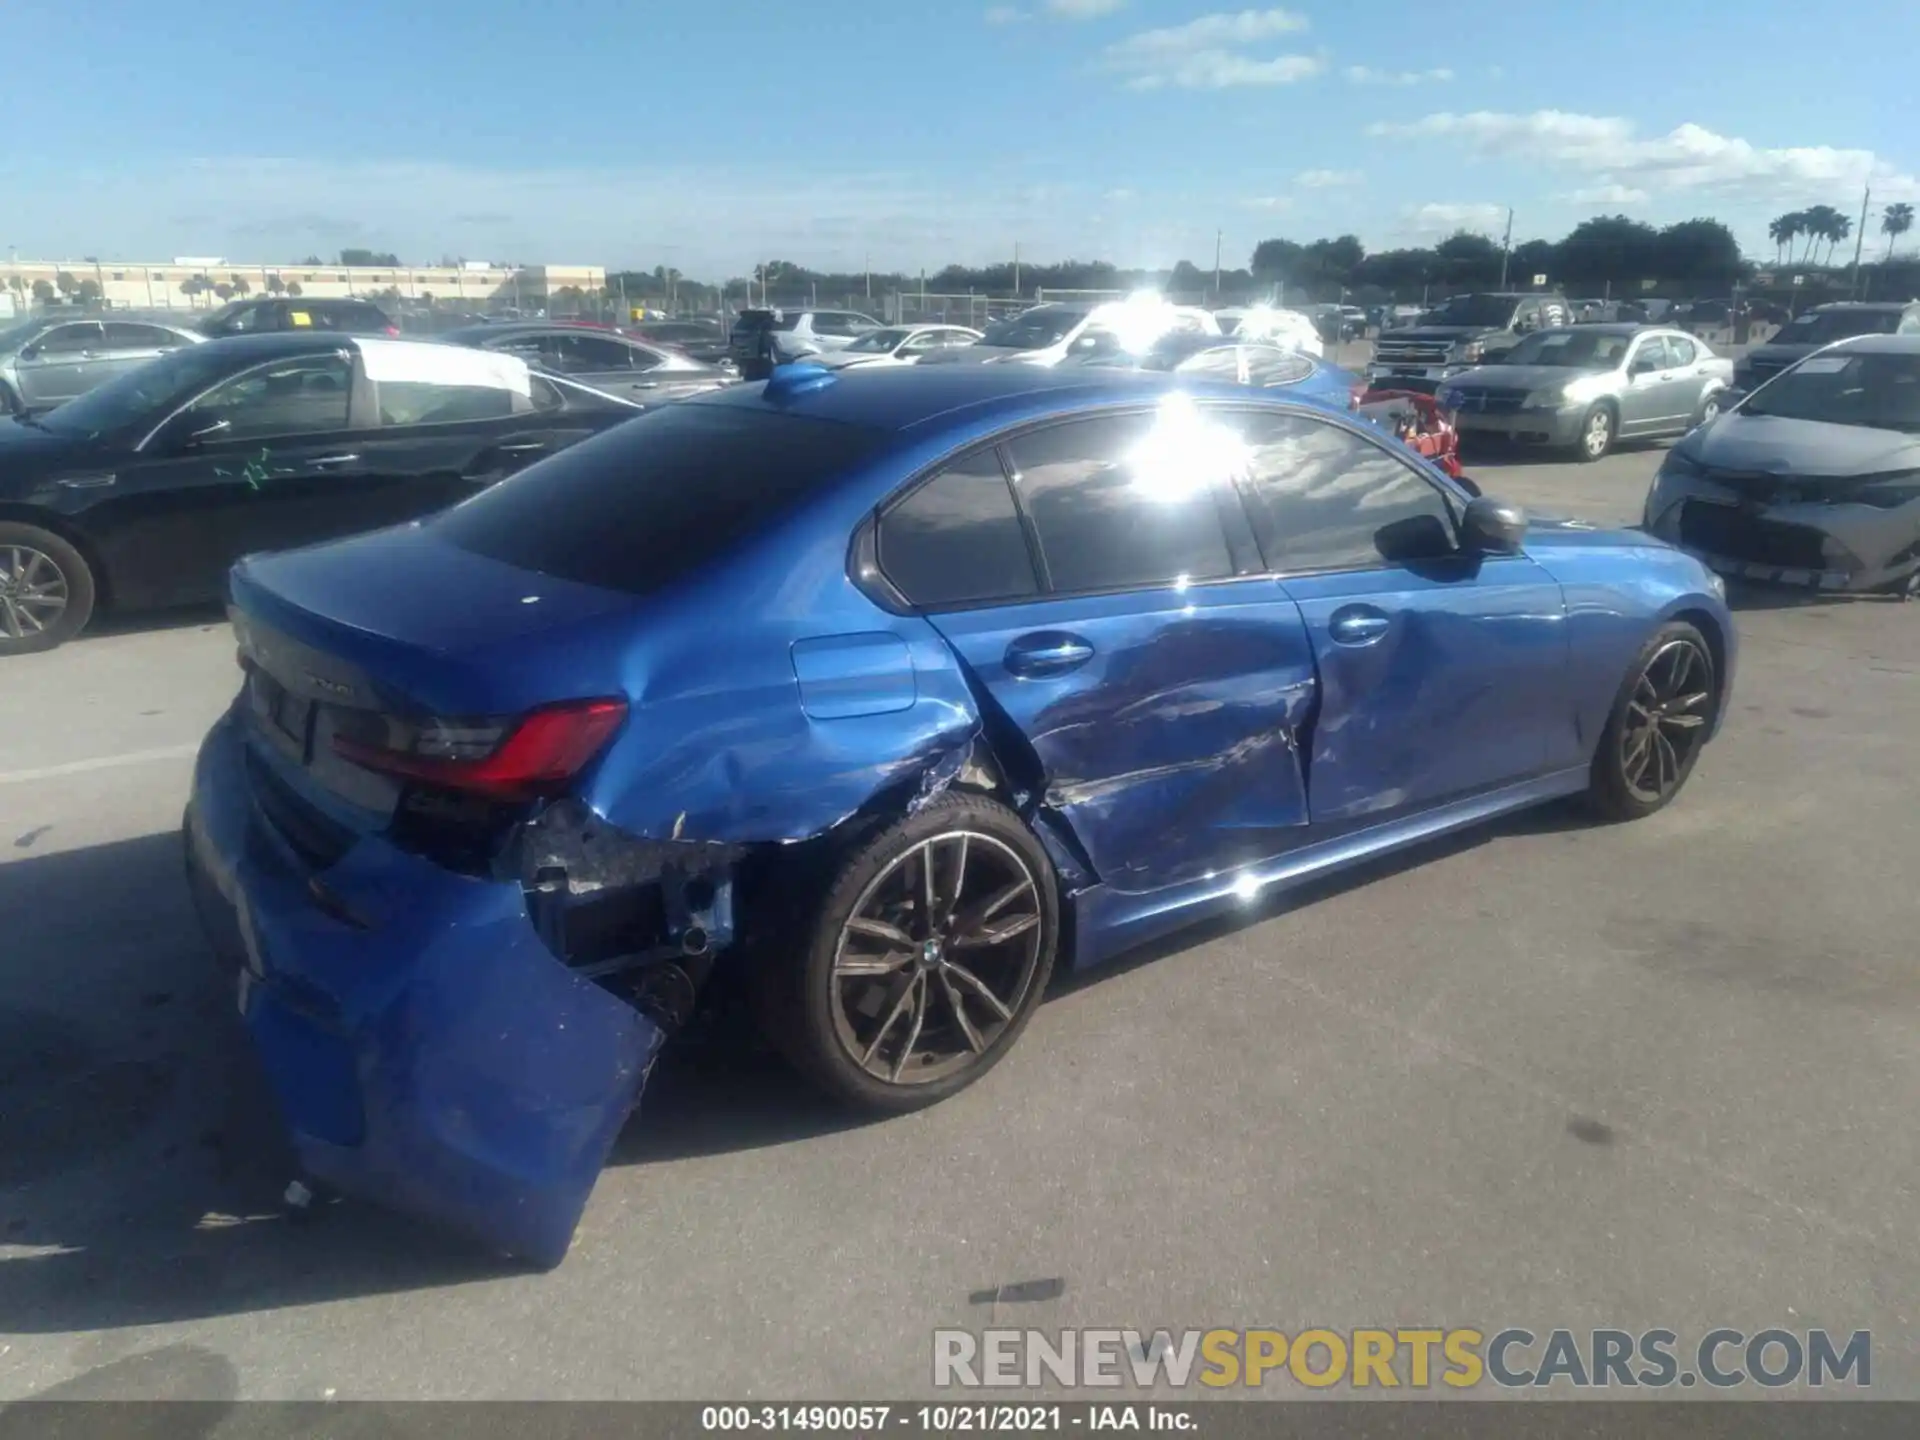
top-left (1005, 633), bottom-right (1094, 678)
top-left (1328, 607), bottom-right (1391, 645)
top-left (305, 452), bottom-right (361, 470)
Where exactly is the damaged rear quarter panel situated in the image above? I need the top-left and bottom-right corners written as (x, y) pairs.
top-left (573, 479), bottom-right (985, 845)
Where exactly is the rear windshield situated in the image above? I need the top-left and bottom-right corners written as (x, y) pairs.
top-left (434, 403), bottom-right (886, 594)
top-left (733, 310), bottom-right (800, 333)
top-left (1772, 310), bottom-right (1902, 344)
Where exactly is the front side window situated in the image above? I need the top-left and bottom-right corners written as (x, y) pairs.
top-left (878, 451), bottom-right (1039, 608)
top-left (33, 323), bottom-right (103, 356)
top-left (552, 333), bottom-right (636, 372)
top-left (1231, 411), bottom-right (1458, 573)
top-left (191, 354), bottom-right (354, 438)
top-left (1629, 337), bottom-right (1672, 372)
top-left (1505, 329), bottom-right (1632, 369)
top-left (1004, 411), bottom-right (1236, 594)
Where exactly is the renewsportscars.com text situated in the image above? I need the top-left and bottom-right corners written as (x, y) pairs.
top-left (932, 1327), bottom-right (1871, 1390)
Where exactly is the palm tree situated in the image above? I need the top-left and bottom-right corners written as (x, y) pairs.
top-left (265, 275), bottom-right (286, 296)
top-left (1796, 205), bottom-right (1846, 266)
top-left (231, 276), bottom-right (251, 297)
top-left (1768, 212), bottom-right (1798, 265)
top-left (1827, 213), bottom-right (1853, 268)
top-left (1883, 202), bottom-right (1915, 261)
top-left (285, 281), bottom-right (303, 298)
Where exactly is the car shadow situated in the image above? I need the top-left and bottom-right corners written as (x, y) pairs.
top-left (77, 601), bottom-right (227, 644)
top-left (1459, 437), bottom-right (1674, 469)
top-left (1725, 581), bottom-right (1895, 613)
top-left (0, 796), bottom-right (1593, 1335)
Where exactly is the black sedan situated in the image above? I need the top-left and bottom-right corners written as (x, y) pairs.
top-left (0, 332), bottom-right (642, 653)
top-left (627, 317), bottom-right (732, 366)
top-left (441, 322), bottom-right (736, 404)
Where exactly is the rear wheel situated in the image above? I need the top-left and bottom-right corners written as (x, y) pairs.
top-left (1690, 390), bottom-right (1724, 431)
top-left (1587, 621), bottom-right (1716, 822)
top-left (0, 523), bottom-right (95, 655)
top-left (0, 382), bottom-right (18, 417)
top-left (759, 792), bottom-right (1059, 1114)
top-left (1574, 402), bottom-right (1616, 462)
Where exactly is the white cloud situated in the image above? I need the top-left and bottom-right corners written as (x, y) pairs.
top-left (1403, 202), bottom-right (1509, 237)
top-left (1044, 0), bottom-right (1123, 14)
top-left (1344, 65), bottom-right (1453, 85)
top-left (1297, 168), bottom-right (1363, 188)
top-left (1103, 9), bottom-right (1320, 89)
top-left (1565, 183), bottom-right (1650, 206)
top-left (984, 5), bottom-right (1026, 22)
top-left (1244, 196), bottom-right (1294, 210)
top-left (1104, 188), bottom-right (1136, 202)
top-left (1368, 110), bottom-right (1920, 205)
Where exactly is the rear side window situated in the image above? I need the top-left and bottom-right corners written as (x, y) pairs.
top-left (1231, 411), bottom-right (1456, 572)
top-left (1666, 336), bottom-right (1698, 364)
top-left (879, 452), bottom-right (1039, 608)
top-left (311, 302), bottom-right (389, 332)
top-left (436, 405), bottom-right (885, 595)
top-left (1004, 413), bottom-right (1235, 594)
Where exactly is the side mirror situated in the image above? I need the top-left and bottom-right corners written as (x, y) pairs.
top-left (1629, 358), bottom-right (1658, 377)
top-left (1455, 473), bottom-right (1484, 498)
top-left (1461, 496), bottom-right (1527, 554)
top-left (18, 343), bottom-right (43, 361)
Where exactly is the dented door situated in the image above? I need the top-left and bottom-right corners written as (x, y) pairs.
top-left (929, 582), bottom-right (1318, 896)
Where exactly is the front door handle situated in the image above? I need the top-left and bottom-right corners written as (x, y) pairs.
top-left (1005, 633), bottom-right (1094, 678)
top-left (496, 439), bottom-right (549, 455)
top-left (1328, 607), bottom-right (1391, 645)
top-left (305, 452), bottom-right (361, 470)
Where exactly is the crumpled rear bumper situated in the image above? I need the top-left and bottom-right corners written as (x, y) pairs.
top-left (183, 710), bottom-right (661, 1267)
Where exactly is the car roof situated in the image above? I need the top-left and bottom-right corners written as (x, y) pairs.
top-left (187, 331), bottom-right (370, 360)
top-left (1824, 333), bottom-right (1920, 354)
top-left (1808, 301), bottom-right (1914, 313)
top-left (682, 361), bottom-right (1346, 435)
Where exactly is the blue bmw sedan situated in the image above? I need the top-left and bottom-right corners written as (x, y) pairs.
top-left (184, 361), bottom-right (1735, 1265)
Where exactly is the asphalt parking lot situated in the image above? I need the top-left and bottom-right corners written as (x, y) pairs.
top-left (3, 438), bottom-right (1917, 1402)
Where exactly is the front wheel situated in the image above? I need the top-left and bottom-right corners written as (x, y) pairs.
top-left (0, 382), bottom-right (19, 417)
top-left (0, 522), bottom-right (96, 655)
top-left (1574, 403), bottom-right (1616, 462)
top-left (1690, 390), bottom-right (1724, 431)
top-left (759, 791), bottom-right (1059, 1114)
top-left (1587, 621), bottom-right (1717, 822)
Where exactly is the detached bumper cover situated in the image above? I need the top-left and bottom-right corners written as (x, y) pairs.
top-left (184, 712), bottom-right (661, 1266)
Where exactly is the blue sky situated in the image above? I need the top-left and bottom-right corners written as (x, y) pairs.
top-left (4, 0), bottom-right (1917, 277)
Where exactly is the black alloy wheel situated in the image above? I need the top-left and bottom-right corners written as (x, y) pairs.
top-left (1588, 621), bottom-right (1716, 821)
top-left (761, 791), bottom-right (1059, 1113)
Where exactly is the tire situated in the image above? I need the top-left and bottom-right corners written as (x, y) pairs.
top-left (0, 522), bottom-right (96, 655)
top-left (757, 791), bottom-right (1060, 1115)
top-left (0, 382), bottom-right (18, 417)
top-left (1689, 390), bottom-right (1724, 431)
top-left (1574, 402), bottom-right (1616, 462)
top-left (1586, 620), bottom-right (1717, 823)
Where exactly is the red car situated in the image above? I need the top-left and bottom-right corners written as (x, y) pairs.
top-left (1358, 388), bottom-right (1463, 478)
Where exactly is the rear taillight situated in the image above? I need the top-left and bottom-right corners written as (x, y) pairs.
top-left (333, 698), bottom-right (627, 800)
top-left (384, 324), bottom-right (401, 337)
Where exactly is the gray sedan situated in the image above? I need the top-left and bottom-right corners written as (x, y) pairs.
top-left (1643, 334), bottom-right (1920, 597)
top-left (0, 315), bottom-right (202, 415)
top-left (1434, 324), bottom-right (1733, 462)
top-left (441, 322), bottom-right (736, 406)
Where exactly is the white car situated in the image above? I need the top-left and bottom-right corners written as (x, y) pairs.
top-left (1213, 306), bottom-right (1324, 357)
top-left (811, 324), bottom-right (982, 370)
top-left (922, 296), bottom-right (1220, 369)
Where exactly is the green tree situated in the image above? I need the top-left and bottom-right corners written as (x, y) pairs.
top-left (1433, 231), bottom-right (1503, 287)
top-left (339, 248), bottom-right (402, 268)
top-left (1880, 202), bottom-right (1912, 261)
top-left (285, 281), bottom-right (304, 297)
top-left (265, 275), bottom-right (286, 295)
top-left (1555, 216), bottom-right (1660, 289)
top-left (1797, 205), bottom-right (1846, 265)
top-left (1508, 238), bottom-right (1558, 284)
top-left (54, 270), bottom-right (77, 298)
top-left (31, 278), bottom-right (54, 303)
top-left (231, 276), bottom-right (252, 297)
top-left (1653, 219), bottom-right (1744, 287)
top-left (1250, 237), bottom-right (1305, 285)
top-left (76, 277), bottom-right (103, 304)
top-left (213, 282), bottom-right (234, 301)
